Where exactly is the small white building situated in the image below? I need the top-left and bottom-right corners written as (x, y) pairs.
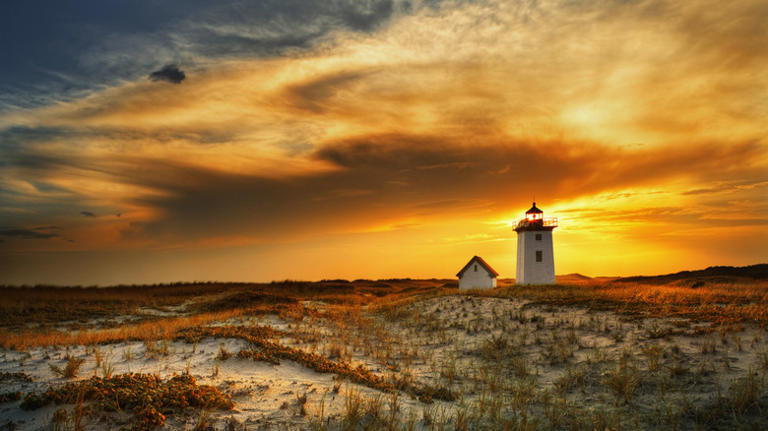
top-left (514, 202), bottom-right (557, 285)
top-left (456, 256), bottom-right (498, 290)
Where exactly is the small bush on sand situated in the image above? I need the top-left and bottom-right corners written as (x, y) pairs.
top-left (603, 362), bottom-right (641, 405)
top-left (217, 345), bottom-right (233, 360)
top-left (728, 370), bottom-right (763, 413)
top-left (49, 355), bottom-right (85, 379)
top-left (0, 391), bottom-right (22, 403)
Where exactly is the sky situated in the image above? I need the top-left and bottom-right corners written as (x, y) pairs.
top-left (0, 0), bottom-right (766, 285)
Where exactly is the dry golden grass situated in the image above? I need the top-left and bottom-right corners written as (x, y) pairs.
top-left (21, 373), bottom-right (233, 430)
top-left (0, 309), bottom-right (248, 350)
top-left (0, 282), bottom-right (234, 329)
top-left (0, 279), bottom-right (451, 350)
top-left (2, 275), bottom-right (765, 356)
top-left (473, 279), bottom-right (768, 328)
top-left (0, 279), bottom-right (447, 323)
top-left (3, 272), bottom-right (768, 430)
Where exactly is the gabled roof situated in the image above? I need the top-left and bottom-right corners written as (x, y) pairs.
top-left (456, 256), bottom-right (499, 278)
top-left (525, 202), bottom-right (543, 214)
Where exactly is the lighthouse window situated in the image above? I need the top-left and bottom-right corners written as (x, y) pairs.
top-left (536, 250), bottom-right (543, 262)
top-left (535, 234), bottom-right (542, 241)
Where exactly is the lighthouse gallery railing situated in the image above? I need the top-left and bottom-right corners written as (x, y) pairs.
top-left (515, 217), bottom-right (558, 229)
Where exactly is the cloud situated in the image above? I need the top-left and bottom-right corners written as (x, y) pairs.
top-left (682, 180), bottom-right (768, 196)
top-left (149, 65), bottom-right (186, 84)
top-left (0, 0), bottom-right (412, 110)
top-left (338, 0), bottom-right (396, 31)
top-left (32, 225), bottom-right (59, 230)
top-left (71, 133), bottom-right (757, 246)
top-left (181, 0), bottom-right (400, 55)
top-left (283, 70), bottom-right (372, 113)
top-left (1, 115), bottom-right (764, 250)
top-left (0, 228), bottom-right (58, 240)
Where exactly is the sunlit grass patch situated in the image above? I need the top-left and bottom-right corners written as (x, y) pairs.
top-left (467, 279), bottom-right (768, 329)
top-left (0, 279), bottom-right (450, 350)
top-left (0, 309), bottom-right (251, 350)
top-left (236, 335), bottom-right (456, 402)
top-left (21, 373), bottom-right (233, 430)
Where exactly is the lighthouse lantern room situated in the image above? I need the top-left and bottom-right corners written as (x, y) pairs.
top-left (514, 202), bottom-right (557, 285)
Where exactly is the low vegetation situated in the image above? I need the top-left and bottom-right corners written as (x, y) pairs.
top-left (48, 354), bottom-right (86, 379)
top-left (473, 277), bottom-right (768, 329)
top-left (21, 373), bottom-right (233, 430)
top-left (0, 268), bottom-right (767, 429)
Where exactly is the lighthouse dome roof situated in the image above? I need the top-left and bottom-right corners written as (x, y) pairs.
top-left (525, 202), bottom-right (543, 214)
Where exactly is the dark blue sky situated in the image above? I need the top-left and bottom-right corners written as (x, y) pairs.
top-left (1, 1), bottom-right (199, 106)
top-left (0, 0), bottom-right (402, 110)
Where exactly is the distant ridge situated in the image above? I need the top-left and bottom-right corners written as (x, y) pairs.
top-left (617, 264), bottom-right (768, 284)
top-left (556, 273), bottom-right (593, 283)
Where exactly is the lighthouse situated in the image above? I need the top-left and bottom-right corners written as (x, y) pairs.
top-left (514, 202), bottom-right (558, 285)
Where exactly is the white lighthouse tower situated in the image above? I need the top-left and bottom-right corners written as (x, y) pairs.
top-left (514, 202), bottom-right (558, 285)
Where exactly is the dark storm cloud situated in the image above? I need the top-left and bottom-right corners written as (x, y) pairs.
top-left (80, 211), bottom-right (96, 217)
top-left (179, 0), bottom-right (401, 59)
top-left (207, 0), bottom-right (396, 34)
top-left (560, 205), bottom-right (768, 227)
top-left (149, 65), bottom-right (185, 84)
top-left (0, 228), bottom-right (58, 240)
top-left (0, 125), bottom-right (238, 172)
top-left (284, 70), bottom-right (371, 113)
top-left (0, 127), bottom-right (65, 171)
top-left (0, 126), bottom-right (72, 147)
top-left (0, 131), bottom-right (121, 230)
top-left (682, 179), bottom-right (768, 196)
top-left (0, 135), bottom-right (104, 175)
top-left (339, 0), bottom-right (395, 31)
top-left (106, 135), bottom-right (765, 242)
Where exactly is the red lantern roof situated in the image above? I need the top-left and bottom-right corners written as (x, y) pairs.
top-left (525, 202), bottom-right (543, 214)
